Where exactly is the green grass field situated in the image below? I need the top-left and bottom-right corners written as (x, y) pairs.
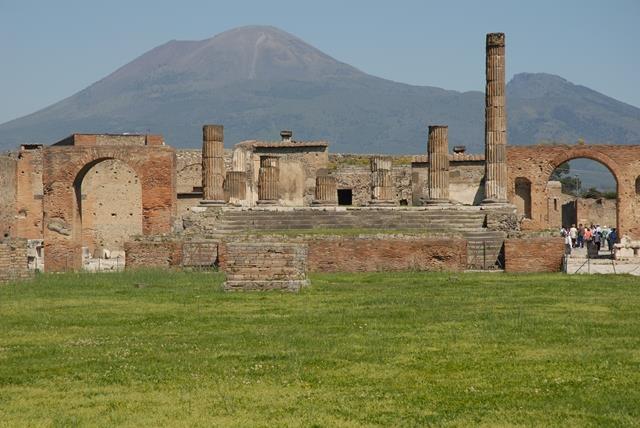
top-left (1, 271), bottom-right (639, 427)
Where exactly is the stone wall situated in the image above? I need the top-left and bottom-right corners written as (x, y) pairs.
top-left (330, 154), bottom-right (413, 206)
top-left (182, 241), bottom-right (218, 267)
top-left (243, 142), bottom-right (329, 206)
top-left (576, 197), bottom-right (617, 228)
top-left (15, 146), bottom-right (44, 240)
top-left (0, 155), bottom-right (16, 239)
top-left (219, 241), bottom-right (309, 291)
top-left (0, 239), bottom-right (31, 284)
top-left (124, 238), bottom-right (218, 269)
top-left (124, 239), bottom-right (183, 269)
top-left (80, 159), bottom-right (143, 254)
top-left (307, 235), bottom-right (467, 272)
top-left (504, 237), bottom-right (564, 273)
top-left (412, 158), bottom-right (485, 206)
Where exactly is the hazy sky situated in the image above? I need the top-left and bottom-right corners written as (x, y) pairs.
top-left (1, 0), bottom-right (638, 124)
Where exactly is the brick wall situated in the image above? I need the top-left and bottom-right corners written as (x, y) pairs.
top-left (307, 236), bottom-right (467, 272)
top-left (15, 146), bottom-right (43, 240)
top-left (182, 241), bottom-right (218, 267)
top-left (124, 240), bottom-right (183, 269)
top-left (0, 156), bottom-right (16, 239)
top-left (218, 241), bottom-right (308, 291)
top-left (504, 237), bottom-right (564, 273)
top-left (0, 239), bottom-right (31, 284)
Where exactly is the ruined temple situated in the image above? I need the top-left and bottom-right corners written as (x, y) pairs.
top-left (1, 32), bottom-right (637, 282)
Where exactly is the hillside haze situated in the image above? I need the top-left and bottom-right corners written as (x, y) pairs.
top-left (1, 25), bottom-right (640, 155)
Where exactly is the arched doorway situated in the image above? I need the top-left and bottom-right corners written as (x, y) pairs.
top-left (547, 158), bottom-right (618, 232)
top-left (74, 159), bottom-right (142, 269)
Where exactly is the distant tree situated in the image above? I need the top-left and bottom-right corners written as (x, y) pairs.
top-left (550, 162), bottom-right (581, 196)
top-left (550, 162), bottom-right (570, 181)
top-left (582, 187), bottom-right (603, 199)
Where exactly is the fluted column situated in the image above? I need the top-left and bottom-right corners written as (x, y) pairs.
top-left (369, 156), bottom-right (395, 206)
top-left (312, 175), bottom-right (338, 206)
top-left (225, 171), bottom-right (247, 206)
top-left (201, 124), bottom-right (225, 205)
top-left (232, 148), bottom-right (246, 172)
top-left (483, 32), bottom-right (508, 204)
top-left (427, 125), bottom-right (450, 204)
top-left (257, 156), bottom-right (279, 204)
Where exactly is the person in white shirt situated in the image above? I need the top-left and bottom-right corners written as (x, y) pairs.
top-left (564, 232), bottom-right (572, 255)
top-left (569, 224), bottom-right (578, 248)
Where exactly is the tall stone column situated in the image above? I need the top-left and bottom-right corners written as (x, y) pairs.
top-left (427, 125), bottom-right (450, 204)
top-left (201, 124), bottom-right (225, 205)
top-left (312, 175), bottom-right (338, 206)
top-left (369, 156), bottom-right (395, 206)
top-left (257, 156), bottom-right (279, 205)
top-left (483, 32), bottom-right (508, 204)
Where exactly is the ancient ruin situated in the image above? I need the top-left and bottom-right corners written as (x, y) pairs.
top-left (1, 31), bottom-right (638, 287)
top-left (483, 33), bottom-right (509, 205)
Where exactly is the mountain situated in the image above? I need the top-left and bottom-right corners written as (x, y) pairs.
top-left (1, 25), bottom-right (639, 155)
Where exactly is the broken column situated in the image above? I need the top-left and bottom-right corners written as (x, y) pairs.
top-left (426, 125), bottom-right (450, 204)
top-left (201, 124), bottom-right (225, 205)
top-left (257, 156), bottom-right (279, 205)
top-left (483, 32), bottom-right (508, 204)
top-left (226, 147), bottom-right (248, 206)
top-left (231, 147), bottom-right (246, 172)
top-left (312, 174), bottom-right (338, 206)
top-left (369, 156), bottom-right (395, 206)
top-left (225, 171), bottom-right (247, 206)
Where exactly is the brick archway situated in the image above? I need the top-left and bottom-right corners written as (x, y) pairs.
top-left (507, 144), bottom-right (640, 238)
top-left (43, 136), bottom-right (176, 271)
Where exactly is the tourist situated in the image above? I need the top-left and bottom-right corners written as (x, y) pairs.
top-left (569, 224), bottom-right (578, 247)
top-left (594, 229), bottom-right (601, 252)
top-left (601, 226), bottom-right (610, 250)
top-left (608, 228), bottom-right (618, 254)
top-left (577, 224), bottom-right (585, 248)
top-left (564, 231), bottom-right (572, 255)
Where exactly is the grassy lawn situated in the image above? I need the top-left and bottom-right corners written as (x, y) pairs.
top-left (1, 271), bottom-right (639, 426)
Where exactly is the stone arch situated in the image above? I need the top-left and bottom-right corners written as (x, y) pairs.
top-left (545, 148), bottom-right (621, 185)
top-left (43, 142), bottom-right (175, 271)
top-left (545, 153), bottom-right (619, 232)
top-left (72, 158), bottom-right (143, 256)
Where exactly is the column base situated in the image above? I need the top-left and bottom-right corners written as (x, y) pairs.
top-left (199, 199), bottom-right (225, 206)
top-left (312, 200), bottom-right (337, 207)
top-left (424, 198), bottom-right (451, 206)
top-left (256, 200), bottom-right (278, 206)
top-left (481, 198), bottom-right (509, 206)
top-left (368, 200), bottom-right (396, 207)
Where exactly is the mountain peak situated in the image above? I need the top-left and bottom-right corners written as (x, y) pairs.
top-left (508, 72), bottom-right (574, 99)
top-left (1, 27), bottom-right (640, 152)
top-left (102, 25), bottom-right (362, 89)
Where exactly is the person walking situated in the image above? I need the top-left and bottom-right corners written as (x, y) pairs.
top-left (594, 230), bottom-right (601, 253)
top-left (564, 231), bottom-right (573, 255)
top-left (608, 228), bottom-right (618, 255)
top-left (577, 224), bottom-right (585, 248)
top-left (569, 224), bottom-right (578, 248)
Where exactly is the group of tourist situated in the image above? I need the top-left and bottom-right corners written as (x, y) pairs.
top-left (561, 224), bottom-right (617, 255)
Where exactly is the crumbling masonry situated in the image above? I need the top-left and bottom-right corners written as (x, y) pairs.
top-left (0, 31), bottom-right (636, 284)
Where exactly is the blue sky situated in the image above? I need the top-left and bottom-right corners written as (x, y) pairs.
top-left (0, 0), bottom-right (638, 124)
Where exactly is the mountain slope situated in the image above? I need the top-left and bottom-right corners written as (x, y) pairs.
top-left (1, 26), bottom-right (639, 154)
